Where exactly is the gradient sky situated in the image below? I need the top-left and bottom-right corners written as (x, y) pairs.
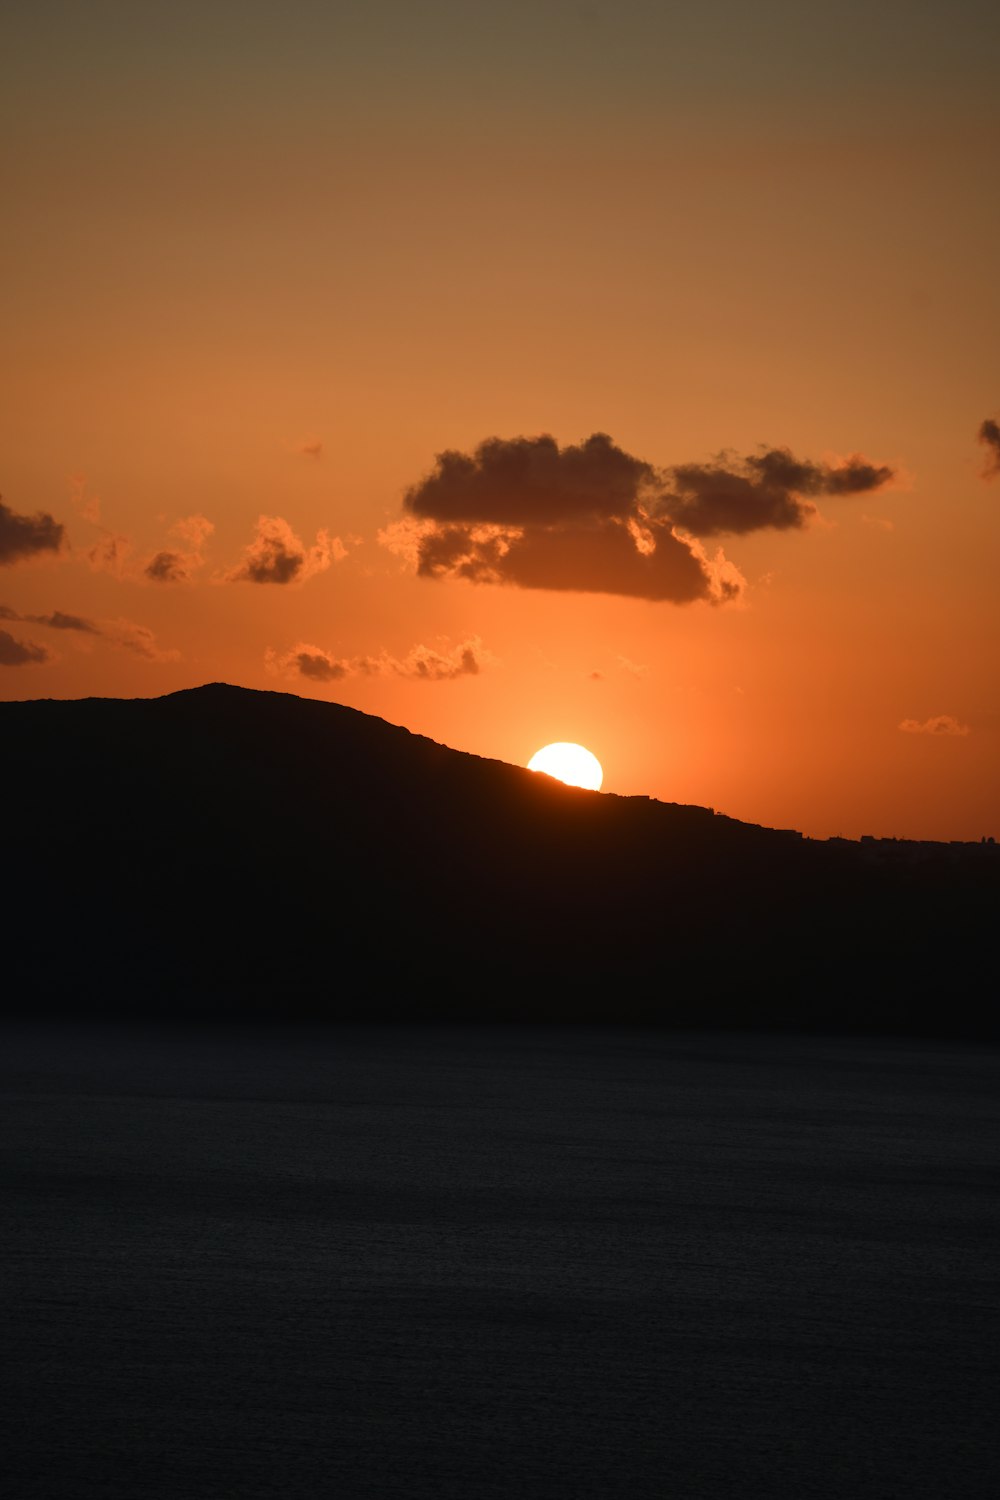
top-left (3, 0), bottom-right (998, 838)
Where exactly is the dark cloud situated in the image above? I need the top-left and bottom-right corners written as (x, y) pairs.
top-left (268, 637), bottom-right (487, 683)
top-left (39, 609), bottom-right (99, 632)
top-left (290, 648), bottom-right (349, 682)
top-left (0, 604), bottom-right (100, 633)
top-left (663, 449), bottom-right (895, 537)
top-left (0, 628), bottom-right (50, 666)
top-left (414, 517), bottom-right (727, 603)
top-left (228, 516), bottom-right (343, 585)
top-left (405, 433), bottom-right (654, 525)
top-left (0, 498), bottom-right (65, 565)
top-left (816, 457), bottom-right (895, 495)
top-left (145, 550), bottom-right (188, 583)
top-left (979, 417), bottom-right (1000, 480)
top-left (395, 433), bottom-right (892, 602)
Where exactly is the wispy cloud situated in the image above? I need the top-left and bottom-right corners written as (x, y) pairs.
top-left (0, 604), bottom-right (177, 661)
top-left (267, 636), bottom-right (489, 683)
top-left (899, 715), bottom-right (970, 737)
top-left (0, 604), bottom-right (100, 633)
top-left (617, 655), bottom-right (649, 677)
top-left (0, 627), bottom-right (51, 666)
top-left (100, 617), bottom-right (180, 661)
top-left (85, 530), bottom-right (133, 577)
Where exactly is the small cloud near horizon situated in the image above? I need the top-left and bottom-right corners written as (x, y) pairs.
top-left (0, 604), bottom-right (177, 662)
top-left (0, 627), bottom-right (51, 666)
top-left (101, 617), bottom-right (180, 662)
top-left (228, 515), bottom-right (346, 584)
top-left (267, 635), bottom-right (489, 683)
top-left (899, 715), bottom-right (970, 737)
top-left (0, 497), bottom-right (65, 566)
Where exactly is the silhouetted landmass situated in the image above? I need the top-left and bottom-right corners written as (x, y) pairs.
top-left (3, 683), bottom-right (996, 1035)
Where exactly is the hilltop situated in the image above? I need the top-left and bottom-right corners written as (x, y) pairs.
top-left (2, 683), bottom-right (995, 1034)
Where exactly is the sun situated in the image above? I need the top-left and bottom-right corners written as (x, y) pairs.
top-left (527, 742), bottom-right (604, 791)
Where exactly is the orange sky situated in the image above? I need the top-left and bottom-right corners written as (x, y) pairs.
top-left (2, 2), bottom-right (998, 839)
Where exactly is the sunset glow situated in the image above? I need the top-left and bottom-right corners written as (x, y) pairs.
top-left (0, 3), bottom-right (996, 841)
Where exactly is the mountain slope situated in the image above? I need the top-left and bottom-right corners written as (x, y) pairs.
top-left (2, 683), bottom-right (995, 1033)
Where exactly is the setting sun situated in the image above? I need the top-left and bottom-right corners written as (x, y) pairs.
top-left (527, 743), bottom-right (604, 791)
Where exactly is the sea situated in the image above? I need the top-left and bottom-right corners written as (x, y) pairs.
top-left (2, 1024), bottom-right (997, 1498)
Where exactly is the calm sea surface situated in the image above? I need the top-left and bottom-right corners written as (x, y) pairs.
top-left (2, 1025), bottom-right (997, 1499)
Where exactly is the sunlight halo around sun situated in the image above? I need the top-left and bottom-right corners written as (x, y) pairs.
top-left (527, 743), bottom-right (604, 791)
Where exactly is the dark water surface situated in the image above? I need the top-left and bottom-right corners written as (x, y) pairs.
top-left (2, 1025), bottom-right (997, 1498)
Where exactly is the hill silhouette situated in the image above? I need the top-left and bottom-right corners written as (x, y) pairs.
top-left (3, 683), bottom-right (996, 1035)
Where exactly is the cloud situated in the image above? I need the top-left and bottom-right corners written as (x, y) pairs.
top-left (145, 514), bottom-right (215, 583)
top-left (378, 516), bottom-right (434, 568)
top-left (397, 639), bottom-right (485, 680)
top-left (0, 604), bottom-right (100, 633)
top-left (71, 486), bottom-right (132, 576)
top-left (0, 627), bottom-right (50, 666)
top-left (173, 514), bottom-right (215, 551)
top-left (228, 515), bottom-right (345, 584)
top-left (267, 636), bottom-right (488, 683)
top-left (37, 609), bottom-right (99, 632)
top-left (87, 510), bottom-right (214, 583)
top-left (145, 551), bottom-right (188, 582)
top-left (617, 655), bottom-right (649, 677)
top-left (405, 433), bottom-right (655, 525)
top-left (409, 516), bottom-right (731, 603)
top-left (101, 617), bottom-right (180, 661)
top-left (86, 531), bottom-right (132, 576)
top-left (274, 646), bottom-right (349, 682)
top-left (662, 449), bottom-right (895, 537)
top-left (899, 715), bottom-right (970, 737)
top-left (1, 604), bottom-right (176, 661)
top-left (590, 655), bottom-right (649, 681)
top-left (0, 497), bottom-right (65, 565)
top-left (396, 434), bottom-right (893, 602)
top-left (69, 478), bottom-right (102, 526)
top-left (978, 416), bottom-right (1000, 480)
